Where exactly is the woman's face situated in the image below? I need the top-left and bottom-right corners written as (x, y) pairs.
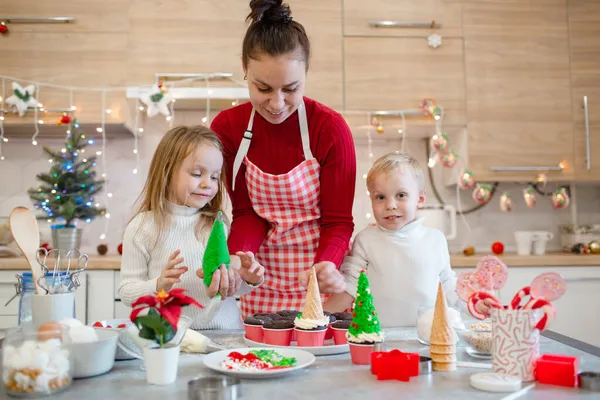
top-left (244, 52), bottom-right (306, 125)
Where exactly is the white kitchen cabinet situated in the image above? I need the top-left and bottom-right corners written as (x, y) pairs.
top-left (85, 270), bottom-right (116, 324)
top-left (0, 270), bottom-right (87, 329)
top-left (453, 266), bottom-right (600, 347)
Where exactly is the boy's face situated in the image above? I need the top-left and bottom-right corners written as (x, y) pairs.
top-left (369, 167), bottom-right (426, 231)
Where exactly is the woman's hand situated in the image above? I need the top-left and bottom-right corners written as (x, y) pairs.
top-left (299, 261), bottom-right (345, 294)
top-left (197, 264), bottom-right (242, 299)
top-left (156, 249), bottom-right (188, 292)
top-left (236, 251), bottom-right (265, 285)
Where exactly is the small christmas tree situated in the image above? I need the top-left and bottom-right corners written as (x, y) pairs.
top-left (27, 126), bottom-right (106, 227)
top-left (348, 270), bottom-right (382, 340)
top-left (202, 211), bottom-right (230, 289)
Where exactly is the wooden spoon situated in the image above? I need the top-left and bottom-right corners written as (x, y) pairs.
top-left (9, 206), bottom-right (42, 294)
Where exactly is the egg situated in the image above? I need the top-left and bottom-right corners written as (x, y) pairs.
top-left (37, 322), bottom-right (63, 342)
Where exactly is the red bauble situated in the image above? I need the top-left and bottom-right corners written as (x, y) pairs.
top-left (117, 243), bottom-right (123, 255)
top-left (491, 241), bottom-right (504, 255)
top-left (0, 23), bottom-right (8, 34)
top-left (60, 115), bottom-right (71, 124)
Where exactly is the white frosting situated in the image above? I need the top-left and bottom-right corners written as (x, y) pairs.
top-left (346, 331), bottom-right (384, 343)
top-left (293, 315), bottom-right (330, 330)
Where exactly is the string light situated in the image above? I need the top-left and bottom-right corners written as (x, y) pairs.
top-left (105, 109), bottom-right (112, 114)
top-left (99, 90), bottom-right (110, 241)
top-left (31, 84), bottom-right (41, 147)
top-left (132, 98), bottom-right (141, 175)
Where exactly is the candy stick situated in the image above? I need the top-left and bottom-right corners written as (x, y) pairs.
top-left (467, 291), bottom-right (502, 320)
top-left (523, 298), bottom-right (555, 331)
top-left (510, 286), bottom-right (531, 309)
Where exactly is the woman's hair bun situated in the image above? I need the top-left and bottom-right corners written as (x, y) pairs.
top-left (247, 0), bottom-right (292, 24)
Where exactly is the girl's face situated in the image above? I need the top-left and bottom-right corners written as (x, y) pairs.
top-left (244, 53), bottom-right (306, 124)
top-left (170, 143), bottom-right (223, 209)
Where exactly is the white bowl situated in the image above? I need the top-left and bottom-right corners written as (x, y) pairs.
top-left (67, 329), bottom-right (118, 378)
top-left (89, 319), bottom-right (135, 360)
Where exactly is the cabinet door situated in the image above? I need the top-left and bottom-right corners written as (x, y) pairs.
top-left (569, 0), bottom-right (600, 180)
top-left (86, 271), bottom-right (116, 324)
top-left (463, 1), bottom-right (574, 182)
top-left (343, 0), bottom-right (462, 37)
top-left (344, 37), bottom-right (466, 126)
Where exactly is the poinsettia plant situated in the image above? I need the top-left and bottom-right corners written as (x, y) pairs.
top-left (130, 288), bottom-right (203, 347)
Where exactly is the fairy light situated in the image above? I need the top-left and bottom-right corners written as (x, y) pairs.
top-left (204, 77), bottom-right (211, 125)
top-left (99, 90), bottom-right (110, 241)
top-left (31, 84), bottom-right (41, 146)
top-left (105, 109), bottom-right (112, 114)
top-left (132, 98), bottom-right (141, 175)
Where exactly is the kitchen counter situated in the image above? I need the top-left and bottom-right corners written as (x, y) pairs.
top-left (47, 328), bottom-right (600, 400)
top-left (1, 253), bottom-right (599, 271)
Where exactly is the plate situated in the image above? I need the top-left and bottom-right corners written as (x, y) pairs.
top-left (203, 347), bottom-right (315, 379)
top-left (466, 347), bottom-right (492, 360)
top-left (244, 336), bottom-right (349, 356)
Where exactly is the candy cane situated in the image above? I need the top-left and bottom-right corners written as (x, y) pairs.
top-left (510, 286), bottom-right (531, 309)
top-left (468, 291), bottom-right (502, 320)
top-left (523, 298), bottom-right (555, 331)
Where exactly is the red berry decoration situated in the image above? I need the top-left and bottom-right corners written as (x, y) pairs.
top-left (117, 324), bottom-right (127, 328)
top-left (491, 241), bottom-right (504, 255)
top-left (92, 321), bottom-right (103, 328)
top-left (118, 243), bottom-right (123, 255)
top-left (352, 312), bottom-right (357, 318)
top-left (358, 301), bottom-right (363, 307)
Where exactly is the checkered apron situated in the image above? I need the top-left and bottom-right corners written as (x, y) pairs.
top-left (232, 101), bottom-right (321, 318)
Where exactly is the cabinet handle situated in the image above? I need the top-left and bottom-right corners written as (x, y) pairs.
top-left (368, 21), bottom-right (441, 29)
top-left (489, 164), bottom-right (564, 172)
top-left (584, 96), bottom-right (591, 170)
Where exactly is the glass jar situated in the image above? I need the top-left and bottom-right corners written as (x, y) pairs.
top-left (2, 324), bottom-right (73, 397)
top-left (14, 272), bottom-right (75, 326)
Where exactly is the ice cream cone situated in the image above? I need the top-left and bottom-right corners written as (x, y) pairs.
top-left (430, 344), bottom-right (456, 355)
top-left (301, 267), bottom-right (325, 321)
top-left (433, 361), bottom-right (456, 372)
top-left (429, 282), bottom-right (454, 346)
top-left (430, 353), bottom-right (457, 363)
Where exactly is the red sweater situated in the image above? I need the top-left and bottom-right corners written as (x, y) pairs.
top-left (211, 97), bottom-right (356, 268)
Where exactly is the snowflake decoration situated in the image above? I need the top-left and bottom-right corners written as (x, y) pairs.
top-left (428, 34), bottom-right (442, 49)
top-left (5, 83), bottom-right (40, 117)
top-left (139, 84), bottom-right (171, 118)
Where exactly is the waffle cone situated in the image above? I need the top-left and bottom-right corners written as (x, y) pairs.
top-left (301, 267), bottom-right (325, 320)
top-left (429, 282), bottom-right (454, 346)
top-left (430, 353), bottom-right (457, 363)
top-left (433, 361), bottom-right (456, 372)
top-left (430, 344), bottom-right (456, 355)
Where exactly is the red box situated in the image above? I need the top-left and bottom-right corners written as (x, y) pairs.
top-left (535, 354), bottom-right (579, 387)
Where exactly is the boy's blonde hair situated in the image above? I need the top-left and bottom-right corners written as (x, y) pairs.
top-left (366, 152), bottom-right (425, 191)
top-left (132, 125), bottom-right (226, 246)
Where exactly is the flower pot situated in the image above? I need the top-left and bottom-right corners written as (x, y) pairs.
top-left (51, 226), bottom-right (82, 251)
top-left (142, 343), bottom-right (180, 385)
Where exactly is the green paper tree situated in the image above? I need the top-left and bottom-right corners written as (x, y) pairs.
top-left (349, 270), bottom-right (382, 337)
top-left (202, 211), bottom-right (230, 289)
top-left (27, 125), bottom-right (106, 227)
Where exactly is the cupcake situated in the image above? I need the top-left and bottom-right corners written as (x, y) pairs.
top-left (323, 312), bottom-right (337, 340)
top-left (293, 267), bottom-right (330, 347)
top-left (332, 312), bottom-right (353, 321)
top-left (331, 319), bottom-right (350, 345)
top-left (346, 270), bottom-right (384, 364)
top-left (262, 320), bottom-right (295, 346)
top-left (277, 310), bottom-right (301, 320)
top-left (243, 316), bottom-right (268, 342)
top-left (254, 313), bottom-right (281, 321)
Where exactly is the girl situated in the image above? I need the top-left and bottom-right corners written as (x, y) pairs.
top-left (118, 125), bottom-right (264, 329)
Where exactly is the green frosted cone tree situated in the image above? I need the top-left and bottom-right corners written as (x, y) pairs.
top-left (348, 270), bottom-right (382, 337)
top-left (202, 211), bottom-right (230, 288)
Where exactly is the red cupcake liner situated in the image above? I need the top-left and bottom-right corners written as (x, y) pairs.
top-left (262, 327), bottom-right (293, 346)
top-left (294, 328), bottom-right (327, 347)
top-left (325, 323), bottom-right (333, 340)
top-left (244, 323), bottom-right (263, 343)
top-left (331, 327), bottom-right (349, 345)
top-left (349, 342), bottom-right (375, 365)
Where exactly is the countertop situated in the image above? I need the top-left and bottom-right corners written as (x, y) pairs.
top-left (44, 328), bottom-right (600, 400)
top-left (2, 253), bottom-right (600, 271)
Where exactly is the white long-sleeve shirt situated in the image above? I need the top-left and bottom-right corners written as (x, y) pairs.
top-left (341, 218), bottom-right (459, 328)
top-left (118, 202), bottom-right (256, 330)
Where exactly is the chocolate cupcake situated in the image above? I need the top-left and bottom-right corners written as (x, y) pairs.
top-left (244, 317), bottom-right (268, 326)
top-left (332, 312), bottom-right (353, 321)
top-left (263, 320), bottom-right (295, 330)
top-left (277, 310), bottom-right (301, 320)
top-left (295, 324), bottom-right (327, 332)
top-left (254, 313), bottom-right (281, 321)
top-left (323, 312), bottom-right (337, 324)
top-left (332, 320), bottom-right (351, 329)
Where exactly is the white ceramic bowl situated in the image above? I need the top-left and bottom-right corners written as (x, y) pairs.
top-left (90, 319), bottom-right (135, 360)
top-left (67, 329), bottom-right (118, 378)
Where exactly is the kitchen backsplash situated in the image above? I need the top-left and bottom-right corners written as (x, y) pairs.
top-left (1, 112), bottom-right (599, 256)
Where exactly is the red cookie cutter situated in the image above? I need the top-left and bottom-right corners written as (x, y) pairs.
top-left (535, 354), bottom-right (579, 387)
top-left (371, 349), bottom-right (420, 382)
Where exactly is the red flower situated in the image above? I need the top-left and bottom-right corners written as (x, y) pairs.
top-left (130, 288), bottom-right (203, 330)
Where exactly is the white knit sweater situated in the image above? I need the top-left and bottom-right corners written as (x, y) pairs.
top-left (118, 202), bottom-right (255, 330)
top-left (342, 218), bottom-right (459, 328)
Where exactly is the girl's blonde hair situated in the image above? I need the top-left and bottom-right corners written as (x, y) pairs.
top-left (132, 125), bottom-right (226, 246)
top-left (366, 152), bottom-right (425, 191)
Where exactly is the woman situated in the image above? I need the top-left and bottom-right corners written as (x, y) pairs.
top-left (211, 0), bottom-right (356, 318)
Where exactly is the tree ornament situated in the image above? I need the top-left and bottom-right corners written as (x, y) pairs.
top-left (0, 22), bottom-right (8, 34)
top-left (371, 116), bottom-right (380, 127)
top-left (523, 186), bottom-right (537, 208)
top-left (430, 133), bottom-right (449, 152)
top-left (458, 169), bottom-right (475, 190)
top-left (552, 187), bottom-right (570, 209)
top-left (376, 124), bottom-right (385, 134)
top-left (500, 193), bottom-right (513, 212)
top-left (59, 113), bottom-right (71, 125)
top-left (118, 243), bottom-right (123, 255)
top-left (421, 98), bottom-right (436, 115)
top-left (97, 244), bottom-right (108, 256)
top-left (472, 184), bottom-right (492, 205)
top-left (202, 211), bottom-right (230, 292)
top-left (139, 84), bottom-right (171, 118)
top-left (491, 241), bottom-right (504, 255)
top-left (427, 33), bottom-right (442, 49)
top-left (5, 82), bottom-right (40, 117)
top-left (440, 151), bottom-right (458, 168)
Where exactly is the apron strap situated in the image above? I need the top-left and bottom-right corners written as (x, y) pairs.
top-left (297, 101), bottom-right (314, 160)
top-left (232, 108), bottom-right (256, 191)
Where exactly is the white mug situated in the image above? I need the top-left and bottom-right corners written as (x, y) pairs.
top-left (32, 292), bottom-right (76, 327)
top-left (514, 231), bottom-right (535, 255)
top-left (532, 231), bottom-right (554, 255)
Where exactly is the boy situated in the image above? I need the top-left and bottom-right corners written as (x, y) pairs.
top-left (324, 152), bottom-right (459, 327)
